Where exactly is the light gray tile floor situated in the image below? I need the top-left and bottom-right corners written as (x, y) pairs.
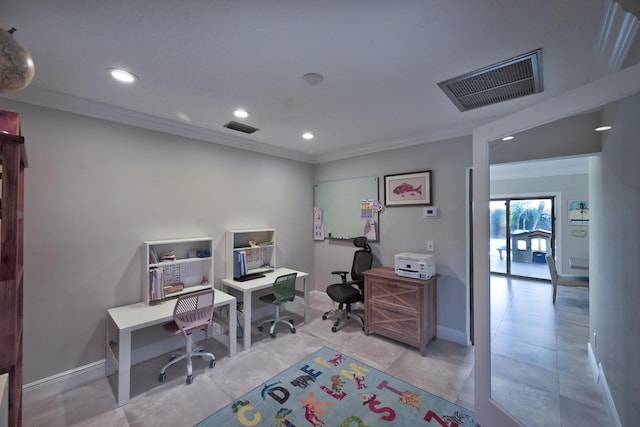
top-left (490, 276), bottom-right (613, 427)
top-left (22, 278), bottom-right (612, 426)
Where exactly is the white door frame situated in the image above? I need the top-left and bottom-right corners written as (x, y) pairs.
top-left (472, 62), bottom-right (640, 426)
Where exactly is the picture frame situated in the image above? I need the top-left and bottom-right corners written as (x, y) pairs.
top-left (568, 200), bottom-right (589, 225)
top-left (384, 170), bottom-right (432, 206)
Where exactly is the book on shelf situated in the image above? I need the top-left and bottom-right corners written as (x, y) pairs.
top-left (164, 283), bottom-right (184, 295)
top-left (149, 248), bottom-right (159, 264)
top-left (160, 250), bottom-right (176, 261)
top-left (149, 267), bottom-right (165, 300)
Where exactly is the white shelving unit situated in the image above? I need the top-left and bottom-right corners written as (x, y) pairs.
top-left (142, 237), bottom-right (213, 304)
top-left (225, 229), bottom-right (276, 279)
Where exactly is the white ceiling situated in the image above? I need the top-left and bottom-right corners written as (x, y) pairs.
top-left (2, 0), bottom-right (636, 163)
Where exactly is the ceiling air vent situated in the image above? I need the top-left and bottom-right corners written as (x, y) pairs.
top-left (438, 49), bottom-right (543, 112)
top-left (223, 121), bottom-right (260, 134)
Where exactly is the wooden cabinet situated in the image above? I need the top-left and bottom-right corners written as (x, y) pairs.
top-left (363, 266), bottom-right (438, 356)
top-left (142, 238), bottom-right (213, 304)
top-left (225, 229), bottom-right (276, 280)
top-left (0, 134), bottom-right (27, 427)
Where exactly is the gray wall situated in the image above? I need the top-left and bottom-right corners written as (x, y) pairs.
top-left (490, 173), bottom-right (590, 273)
top-left (314, 136), bottom-right (472, 342)
top-left (590, 92), bottom-right (640, 426)
top-left (0, 98), bottom-right (314, 383)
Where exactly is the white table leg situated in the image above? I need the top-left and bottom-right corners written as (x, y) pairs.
top-left (228, 298), bottom-right (237, 356)
top-left (105, 317), bottom-right (116, 376)
top-left (243, 290), bottom-right (252, 350)
top-left (117, 329), bottom-right (131, 407)
top-left (302, 276), bottom-right (309, 324)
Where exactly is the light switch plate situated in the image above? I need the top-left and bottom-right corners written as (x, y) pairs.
top-left (426, 240), bottom-right (435, 251)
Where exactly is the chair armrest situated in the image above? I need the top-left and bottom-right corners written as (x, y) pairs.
top-left (328, 280), bottom-right (363, 291)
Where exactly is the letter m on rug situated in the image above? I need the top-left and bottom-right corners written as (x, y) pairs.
top-left (340, 362), bottom-right (369, 381)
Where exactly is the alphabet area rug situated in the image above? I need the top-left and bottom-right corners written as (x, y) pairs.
top-left (195, 346), bottom-right (478, 427)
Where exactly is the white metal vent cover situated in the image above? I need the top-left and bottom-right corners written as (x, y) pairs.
top-left (438, 49), bottom-right (543, 112)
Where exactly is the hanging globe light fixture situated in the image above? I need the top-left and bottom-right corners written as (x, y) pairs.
top-left (0, 27), bottom-right (35, 93)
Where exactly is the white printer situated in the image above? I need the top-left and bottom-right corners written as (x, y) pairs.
top-left (395, 252), bottom-right (436, 280)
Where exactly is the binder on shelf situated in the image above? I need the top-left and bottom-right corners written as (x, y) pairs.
top-left (149, 267), bottom-right (164, 300)
top-left (233, 250), bottom-right (248, 279)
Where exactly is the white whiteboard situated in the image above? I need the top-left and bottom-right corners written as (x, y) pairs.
top-left (314, 176), bottom-right (379, 240)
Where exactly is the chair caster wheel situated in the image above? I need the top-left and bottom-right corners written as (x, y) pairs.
top-left (257, 325), bottom-right (264, 331)
top-left (290, 319), bottom-right (294, 325)
top-left (169, 354), bottom-right (176, 361)
top-left (159, 372), bottom-right (166, 382)
top-left (270, 333), bottom-right (276, 338)
top-left (186, 375), bottom-right (193, 385)
top-left (322, 314), bottom-right (327, 320)
top-left (331, 326), bottom-right (338, 333)
top-left (291, 328), bottom-right (296, 334)
top-left (209, 359), bottom-right (216, 368)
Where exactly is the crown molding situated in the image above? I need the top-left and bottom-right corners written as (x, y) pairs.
top-left (490, 157), bottom-right (590, 181)
top-left (4, 85), bottom-right (487, 165)
top-left (590, 0), bottom-right (640, 81)
top-left (1, 86), bottom-right (314, 164)
top-left (312, 118), bottom-right (494, 164)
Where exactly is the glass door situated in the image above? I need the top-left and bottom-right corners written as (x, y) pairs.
top-left (489, 198), bottom-right (554, 280)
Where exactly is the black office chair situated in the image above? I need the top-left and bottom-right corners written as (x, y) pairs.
top-left (322, 236), bottom-right (372, 332)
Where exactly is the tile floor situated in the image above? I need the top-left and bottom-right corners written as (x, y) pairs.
top-left (22, 277), bottom-right (612, 426)
top-left (489, 276), bottom-right (612, 427)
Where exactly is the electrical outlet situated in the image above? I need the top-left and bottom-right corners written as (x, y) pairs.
top-left (423, 206), bottom-right (440, 218)
top-left (426, 240), bottom-right (435, 252)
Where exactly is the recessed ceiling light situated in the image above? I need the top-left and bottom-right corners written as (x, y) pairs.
top-left (107, 68), bottom-right (138, 83)
top-left (176, 112), bottom-right (191, 122)
top-left (502, 135), bottom-right (515, 141)
top-left (302, 132), bottom-right (314, 140)
top-left (595, 126), bottom-right (612, 132)
top-left (233, 109), bottom-right (249, 119)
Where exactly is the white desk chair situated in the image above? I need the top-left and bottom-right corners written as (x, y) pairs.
top-left (159, 289), bottom-right (216, 384)
top-left (546, 255), bottom-right (589, 303)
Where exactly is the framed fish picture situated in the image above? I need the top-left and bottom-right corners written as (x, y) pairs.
top-left (384, 170), bottom-right (432, 206)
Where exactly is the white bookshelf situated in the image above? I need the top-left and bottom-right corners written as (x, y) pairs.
top-left (142, 237), bottom-right (213, 304)
top-left (225, 229), bottom-right (276, 279)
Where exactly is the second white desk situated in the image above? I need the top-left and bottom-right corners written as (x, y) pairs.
top-left (221, 267), bottom-right (309, 350)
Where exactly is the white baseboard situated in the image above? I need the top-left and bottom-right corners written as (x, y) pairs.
top-left (588, 342), bottom-right (599, 382)
top-left (598, 362), bottom-right (622, 427)
top-left (311, 290), bottom-right (331, 303)
top-left (23, 360), bottom-right (106, 404)
top-left (436, 325), bottom-right (468, 346)
top-left (588, 342), bottom-right (621, 427)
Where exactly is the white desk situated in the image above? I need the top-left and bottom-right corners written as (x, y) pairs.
top-left (221, 268), bottom-right (309, 350)
top-left (569, 257), bottom-right (589, 270)
top-left (105, 289), bottom-right (236, 407)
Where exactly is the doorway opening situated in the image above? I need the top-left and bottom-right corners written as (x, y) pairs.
top-left (489, 197), bottom-right (555, 280)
